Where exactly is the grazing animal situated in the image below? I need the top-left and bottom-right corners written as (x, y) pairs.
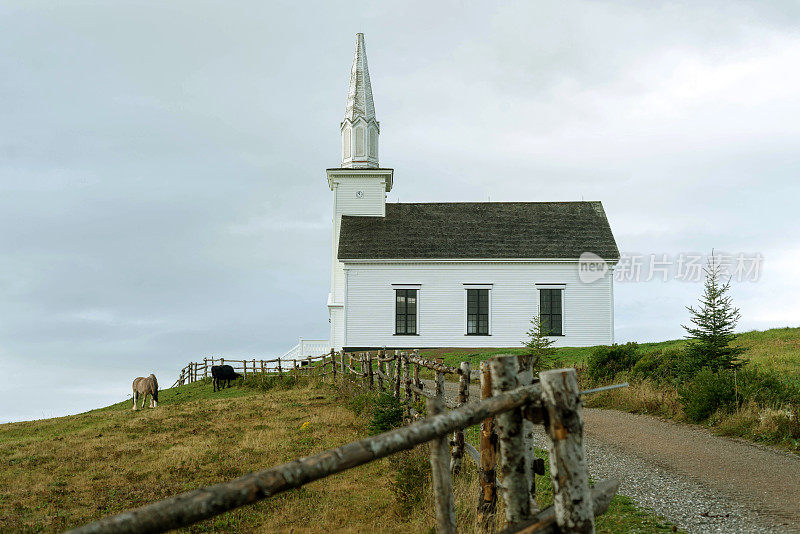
top-left (211, 365), bottom-right (241, 392)
top-left (132, 374), bottom-right (159, 410)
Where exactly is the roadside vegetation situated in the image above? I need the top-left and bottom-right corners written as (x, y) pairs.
top-left (0, 375), bottom-right (681, 533)
top-left (423, 326), bottom-right (800, 452)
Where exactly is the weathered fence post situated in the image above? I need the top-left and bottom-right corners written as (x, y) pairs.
top-left (427, 395), bottom-right (457, 534)
top-left (377, 349), bottom-right (384, 391)
top-left (435, 358), bottom-right (445, 399)
top-left (413, 364), bottom-right (421, 402)
top-left (451, 361), bottom-right (471, 475)
top-left (243, 360), bottom-right (247, 381)
top-left (477, 360), bottom-right (497, 532)
top-left (367, 352), bottom-right (374, 390)
top-left (393, 351), bottom-right (401, 398)
top-left (490, 354), bottom-right (532, 528)
top-left (517, 353), bottom-right (539, 512)
top-left (340, 349), bottom-right (346, 378)
top-left (404, 352), bottom-right (412, 406)
top-left (204, 358), bottom-right (208, 378)
top-left (331, 349), bottom-right (336, 382)
top-left (277, 358), bottom-right (282, 377)
top-left (540, 368), bottom-right (594, 534)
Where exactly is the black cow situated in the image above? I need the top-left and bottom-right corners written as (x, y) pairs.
top-left (211, 365), bottom-right (241, 392)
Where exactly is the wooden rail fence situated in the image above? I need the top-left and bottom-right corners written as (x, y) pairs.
top-left (71, 349), bottom-right (620, 534)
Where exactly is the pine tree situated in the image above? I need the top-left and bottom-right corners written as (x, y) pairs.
top-left (682, 251), bottom-right (746, 373)
top-left (523, 315), bottom-right (557, 371)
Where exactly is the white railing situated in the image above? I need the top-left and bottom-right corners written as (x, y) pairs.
top-left (280, 338), bottom-right (330, 361)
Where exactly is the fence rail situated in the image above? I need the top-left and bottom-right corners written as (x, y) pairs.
top-left (73, 349), bottom-right (621, 534)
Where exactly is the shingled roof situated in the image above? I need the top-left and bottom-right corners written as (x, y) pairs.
top-left (338, 201), bottom-right (619, 261)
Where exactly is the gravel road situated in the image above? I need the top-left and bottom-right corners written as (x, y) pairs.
top-left (426, 378), bottom-right (800, 533)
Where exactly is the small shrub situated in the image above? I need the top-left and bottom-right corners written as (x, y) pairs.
top-left (387, 448), bottom-right (430, 516)
top-left (679, 368), bottom-right (736, 422)
top-left (680, 365), bottom-right (800, 424)
top-left (735, 367), bottom-right (800, 407)
top-left (630, 347), bottom-right (687, 383)
top-left (368, 393), bottom-right (404, 435)
top-left (346, 391), bottom-right (376, 416)
top-left (586, 343), bottom-right (640, 383)
top-left (756, 406), bottom-right (800, 446)
top-left (716, 403), bottom-right (800, 451)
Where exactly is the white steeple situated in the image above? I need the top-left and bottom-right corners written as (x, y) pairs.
top-left (341, 33), bottom-right (379, 168)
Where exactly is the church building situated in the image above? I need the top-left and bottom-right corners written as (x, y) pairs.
top-left (327, 34), bottom-right (619, 351)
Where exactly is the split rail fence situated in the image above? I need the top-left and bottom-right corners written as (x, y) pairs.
top-left (170, 353), bottom-right (332, 388)
top-left (72, 349), bottom-right (621, 534)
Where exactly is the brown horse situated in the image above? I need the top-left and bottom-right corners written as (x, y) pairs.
top-left (132, 374), bottom-right (159, 410)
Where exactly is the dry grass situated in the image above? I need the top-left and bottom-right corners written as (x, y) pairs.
top-left (582, 380), bottom-right (683, 419)
top-left (0, 376), bottom-right (682, 533)
top-left (0, 380), bottom-right (422, 533)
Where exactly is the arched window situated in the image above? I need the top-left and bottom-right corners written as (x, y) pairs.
top-left (343, 126), bottom-right (351, 159)
top-left (355, 126), bottom-right (365, 157)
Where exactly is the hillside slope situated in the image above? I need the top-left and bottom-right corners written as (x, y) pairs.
top-left (0, 381), bottom-right (406, 533)
top-left (423, 326), bottom-right (800, 377)
top-left (0, 379), bottom-right (681, 533)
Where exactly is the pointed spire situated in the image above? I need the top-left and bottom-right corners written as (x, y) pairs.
top-left (341, 33), bottom-right (379, 168)
top-left (344, 33), bottom-right (376, 122)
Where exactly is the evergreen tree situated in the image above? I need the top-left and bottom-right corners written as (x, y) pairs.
top-left (682, 252), bottom-right (746, 373)
top-left (523, 315), bottom-right (557, 371)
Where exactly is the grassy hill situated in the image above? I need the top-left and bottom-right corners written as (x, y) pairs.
top-left (0, 378), bottom-right (681, 533)
top-left (422, 327), bottom-right (800, 377)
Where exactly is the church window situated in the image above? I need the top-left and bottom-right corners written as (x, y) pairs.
top-left (466, 289), bottom-right (489, 335)
top-left (395, 289), bottom-right (417, 335)
top-left (355, 126), bottom-right (365, 156)
top-left (539, 289), bottom-right (563, 336)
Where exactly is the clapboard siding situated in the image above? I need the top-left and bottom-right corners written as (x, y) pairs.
top-left (329, 306), bottom-right (345, 351)
top-left (342, 262), bottom-right (614, 349)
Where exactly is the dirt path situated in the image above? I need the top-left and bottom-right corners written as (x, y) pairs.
top-left (425, 379), bottom-right (800, 533)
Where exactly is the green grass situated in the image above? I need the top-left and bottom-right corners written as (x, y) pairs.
top-left (422, 326), bottom-right (800, 378)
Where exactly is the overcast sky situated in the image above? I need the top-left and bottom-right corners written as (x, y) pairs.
top-left (2, 1), bottom-right (799, 422)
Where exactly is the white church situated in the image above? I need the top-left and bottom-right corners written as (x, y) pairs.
top-left (327, 34), bottom-right (619, 352)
